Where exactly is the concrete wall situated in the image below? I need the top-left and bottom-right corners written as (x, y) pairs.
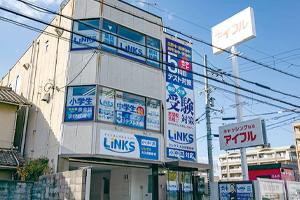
top-left (0, 103), bottom-right (17, 149)
top-left (0, 0), bottom-right (74, 171)
top-left (0, 180), bottom-right (33, 200)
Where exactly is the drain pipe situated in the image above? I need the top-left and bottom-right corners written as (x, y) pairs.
top-left (21, 39), bottom-right (37, 155)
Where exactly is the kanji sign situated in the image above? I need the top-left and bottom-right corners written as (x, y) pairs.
top-left (212, 7), bottom-right (256, 55)
top-left (219, 118), bottom-right (265, 150)
top-left (257, 178), bottom-right (286, 200)
top-left (165, 37), bottom-right (196, 161)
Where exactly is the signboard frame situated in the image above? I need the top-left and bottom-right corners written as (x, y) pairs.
top-left (218, 181), bottom-right (255, 200)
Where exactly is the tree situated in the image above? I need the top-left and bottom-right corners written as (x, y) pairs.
top-left (16, 157), bottom-right (53, 181)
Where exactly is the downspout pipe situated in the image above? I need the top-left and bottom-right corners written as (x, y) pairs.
top-left (21, 39), bottom-right (37, 155)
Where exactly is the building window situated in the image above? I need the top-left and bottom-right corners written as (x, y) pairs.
top-left (71, 18), bottom-right (100, 50)
top-left (98, 87), bottom-right (115, 123)
top-left (65, 86), bottom-right (96, 122)
top-left (146, 99), bottom-right (160, 131)
top-left (115, 91), bottom-right (146, 129)
top-left (15, 75), bottom-right (21, 94)
top-left (147, 36), bottom-right (160, 67)
top-left (45, 40), bottom-right (49, 52)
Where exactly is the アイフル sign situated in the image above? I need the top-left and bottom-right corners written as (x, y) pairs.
top-left (219, 118), bottom-right (265, 150)
top-left (212, 7), bottom-right (256, 55)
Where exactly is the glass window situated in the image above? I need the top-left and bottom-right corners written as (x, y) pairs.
top-left (65, 86), bottom-right (96, 122)
top-left (71, 19), bottom-right (100, 50)
top-left (147, 36), bottom-right (160, 67)
top-left (15, 75), bottom-right (21, 94)
top-left (98, 87), bottom-right (115, 122)
top-left (146, 99), bottom-right (160, 131)
top-left (117, 26), bottom-right (146, 62)
top-left (102, 20), bottom-right (117, 53)
top-left (115, 91), bottom-right (145, 129)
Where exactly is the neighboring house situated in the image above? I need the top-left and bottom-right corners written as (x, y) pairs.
top-left (0, 0), bottom-right (210, 199)
top-left (0, 86), bottom-right (30, 180)
top-left (218, 145), bottom-right (298, 181)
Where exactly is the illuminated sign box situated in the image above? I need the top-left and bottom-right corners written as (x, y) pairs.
top-left (212, 7), bottom-right (256, 55)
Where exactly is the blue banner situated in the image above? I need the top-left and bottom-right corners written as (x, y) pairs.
top-left (166, 147), bottom-right (196, 161)
top-left (65, 106), bottom-right (94, 121)
top-left (135, 135), bottom-right (159, 160)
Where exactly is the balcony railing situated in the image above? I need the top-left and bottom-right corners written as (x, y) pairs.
top-left (221, 170), bottom-right (228, 174)
top-left (294, 132), bottom-right (300, 139)
top-left (229, 169), bottom-right (242, 173)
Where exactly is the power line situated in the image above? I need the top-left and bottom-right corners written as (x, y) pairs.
top-left (12, 0), bottom-right (300, 102)
top-left (149, 4), bottom-right (300, 69)
top-left (93, 0), bottom-right (300, 80)
top-left (1, 7), bottom-right (300, 112)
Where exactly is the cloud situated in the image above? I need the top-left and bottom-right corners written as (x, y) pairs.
top-left (167, 12), bottom-right (174, 20)
top-left (0, 0), bottom-right (60, 22)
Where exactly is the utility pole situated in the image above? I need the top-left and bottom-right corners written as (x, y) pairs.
top-left (231, 46), bottom-right (249, 180)
top-left (204, 55), bottom-right (214, 196)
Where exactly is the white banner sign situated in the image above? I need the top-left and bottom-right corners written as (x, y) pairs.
top-left (219, 118), bottom-right (264, 150)
top-left (212, 7), bottom-right (256, 55)
top-left (258, 178), bottom-right (286, 200)
top-left (286, 181), bottom-right (300, 200)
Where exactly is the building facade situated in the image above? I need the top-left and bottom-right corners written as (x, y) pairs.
top-left (293, 122), bottom-right (300, 177)
top-left (0, 0), bottom-right (210, 199)
top-left (218, 145), bottom-right (298, 181)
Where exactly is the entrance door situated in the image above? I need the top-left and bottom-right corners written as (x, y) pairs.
top-left (167, 171), bottom-right (193, 200)
top-left (102, 177), bottom-right (110, 200)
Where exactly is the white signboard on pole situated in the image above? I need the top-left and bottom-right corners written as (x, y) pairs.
top-left (219, 118), bottom-right (264, 150)
top-left (286, 181), bottom-right (300, 200)
top-left (257, 178), bottom-right (286, 200)
top-left (212, 7), bottom-right (256, 55)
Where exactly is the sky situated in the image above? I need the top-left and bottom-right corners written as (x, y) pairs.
top-left (0, 0), bottom-right (300, 177)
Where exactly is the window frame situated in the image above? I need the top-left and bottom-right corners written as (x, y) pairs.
top-left (64, 84), bottom-right (162, 133)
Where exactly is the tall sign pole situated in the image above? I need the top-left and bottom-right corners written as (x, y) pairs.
top-left (204, 55), bottom-right (214, 191)
top-left (231, 46), bottom-right (249, 180)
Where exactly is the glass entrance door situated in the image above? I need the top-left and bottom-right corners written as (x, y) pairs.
top-left (167, 171), bottom-right (193, 200)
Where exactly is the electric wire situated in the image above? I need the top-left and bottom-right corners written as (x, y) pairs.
top-left (12, 0), bottom-right (300, 102)
top-left (1, 8), bottom-right (300, 113)
top-left (92, 0), bottom-right (300, 80)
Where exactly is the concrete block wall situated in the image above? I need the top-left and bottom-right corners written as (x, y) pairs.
top-left (0, 180), bottom-right (33, 200)
top-left (32, 169), bottom-right (86, 200)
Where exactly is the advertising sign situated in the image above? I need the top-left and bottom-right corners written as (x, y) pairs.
top-left (99, 129), bottom-right (158, 161)
top-left (212, 7), bottom-right (256, 55)
top-left (167, 181), bottom-right (179, 192)
top-left (281, 169), bottom-right (295, 181)
top-left (219, 182), bottom-right (254, 200)
top-left (183, 183), bottom-right (193, 193)
top-left (165, 37), bottom-right (196, 161)
top-left (118, 38), bottom-right (146, 63)
top-left (219, 118), bottom-right (264, 150)
top-left (65, 95), bottom-right (95, 121)
top-left (146, 106), bottom-right (160, 131)
top-left (98, 89), bottom-right (114, 123)
top-left (71, 19), bottom-right (100, 50)
top-left (258, 178), bottom-right (286, 200)
top-left (286, 181), bottom-right (300, 200)
top-left (115, 92), bottom-right (145, 129)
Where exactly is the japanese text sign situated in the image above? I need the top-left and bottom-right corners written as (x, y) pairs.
top-left (219, 118), bottom-right (264, 150)
top-left (219, 182), bottom-right (254, 200)
top-left (212, 7), bottom-right (256, 55)
top-left (286, 181), bottom-right (300, 200)
top-left (99, 129), bottom-right (159, 161)
top-left (165, 37), bottom-right (196, 161)
top-left (258, 178), bottom-right (286, 200)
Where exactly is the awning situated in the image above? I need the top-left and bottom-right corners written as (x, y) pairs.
top-left (165, 160), bottom-right (212, 172)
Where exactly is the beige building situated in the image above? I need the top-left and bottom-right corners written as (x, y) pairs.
top-left (218, 145), bottom-right (297, 181)
top-left (293, 122), bottom-right (300, 175)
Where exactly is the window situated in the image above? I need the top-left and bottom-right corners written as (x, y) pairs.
top-left (115, 91), bottom-right (145, 129)
top-left (118, 26), bottom-right (146, 63)
top-left (146, 99), bottom-right (160, 131)
top-left (71, 19), bottom-right (100, 50)
top-left (45, 40), bottom-right (49, 52)
top-left (65, 86), bottom-right (96, 122)
top-left (65, 85), bottom-right (162, 131)
top-left (102, 20), bottom-right (117, 53)
top-left (15, 75), bottom-right (21, 94)
top-left (147, 36), bottom-right (160, 67)
top-left (98, 87), bottom-right (115, 123)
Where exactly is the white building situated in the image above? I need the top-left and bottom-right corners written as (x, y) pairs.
top-left (0, 0), bottom-right (211, 199)
top-left (218, 145), bottom-right (297, 181)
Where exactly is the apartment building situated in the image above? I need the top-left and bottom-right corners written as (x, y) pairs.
top-left (0, 0), bottom-right (211, 199)
top-left (218, 145), bottom-right (297, 181)
top-left (293, 122), bottom-right (300, 175)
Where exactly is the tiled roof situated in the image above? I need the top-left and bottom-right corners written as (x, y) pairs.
top-left (0, 149), bottom-right (26, 167)
top-left (0, 86), bottom-right (30, 106)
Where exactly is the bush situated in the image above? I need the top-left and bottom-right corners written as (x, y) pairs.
top-left (16, 157), bottom-right (53, 181)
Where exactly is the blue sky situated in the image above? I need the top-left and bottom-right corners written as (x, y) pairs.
top-left (0, 0), bottom-right (299, 176)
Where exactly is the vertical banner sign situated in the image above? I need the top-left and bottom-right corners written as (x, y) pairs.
top-left (165, 38), bottom-right (196, 161)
